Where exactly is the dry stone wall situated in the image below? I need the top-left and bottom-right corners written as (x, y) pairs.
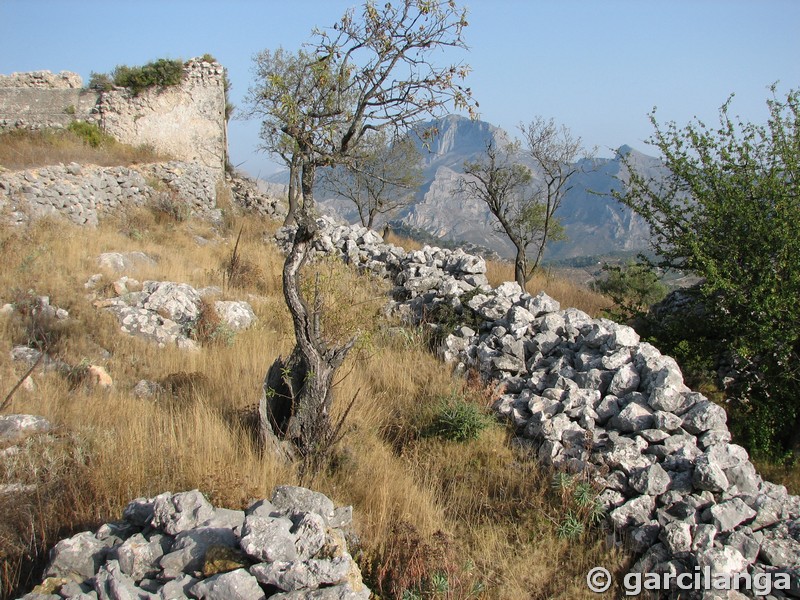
top-left (0, 162), bottom-right (283, 226)
top-left (0, 59), bottom-right (227, 173)
top-left (278, 216), bottom-right (800, 599)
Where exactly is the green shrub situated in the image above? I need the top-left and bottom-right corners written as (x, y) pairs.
top-left (111, 58), bottom-right (184, 95)
top-left (591, 261), bottom-right (667, 321)
top-left (67, 121), bottom-right (114, 148)
top-left (616, 87), bottom-right (800, 459)
top-left (87, 72), bottom-right (113, 92)
top-left (428, 394), bottom-right (491, 442)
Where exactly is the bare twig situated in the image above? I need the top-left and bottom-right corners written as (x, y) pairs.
top-left (1, 349), bottom-right (46, 413)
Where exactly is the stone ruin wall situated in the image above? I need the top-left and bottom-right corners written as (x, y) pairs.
top-left (0, 59), bottom-right (227, 174)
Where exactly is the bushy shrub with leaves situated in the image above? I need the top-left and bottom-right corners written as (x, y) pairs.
top-left (110, 58), bottom-right (184, 95)
top-left (87, 71), bottom-right (113, 92)
top-left (66, 121), bottom-right (114, 149)
top-left (616, 87), bottom-right (800, 458)
top-left (591, 261), bottom-right (667, 322)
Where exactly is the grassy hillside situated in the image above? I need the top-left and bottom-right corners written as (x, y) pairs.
top-left (2, 130), bottom-right (798, 598)
top-left (0, 201), bottom-right (634, 598)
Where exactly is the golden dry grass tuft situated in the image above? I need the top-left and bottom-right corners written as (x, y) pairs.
top-left (0, 128), bottom-right (167, 171)
top-left (484, 258), bottom-right (612, 318)
top-left (0, 212), bottom-right (633, 599)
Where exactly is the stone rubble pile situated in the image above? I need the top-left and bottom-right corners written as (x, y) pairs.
top-left (275, 216), bottom-right (489, 295)
top-left (278, 216), bottom-right (800, 598)
top-left (86, 255), bottom-right (257, 350)
top-left (18, 487), bottom-right (370, 600)
top-left (227, 173), bottom-right (286, 221)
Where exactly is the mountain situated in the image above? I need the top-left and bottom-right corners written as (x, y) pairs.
top-left (270, 115), bottom-right (661, 262)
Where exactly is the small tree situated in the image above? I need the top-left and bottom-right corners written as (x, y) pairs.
top-left (320, 129), bottom-right (422, 228)
top-left (519, 117), bottom-right (590, 275)
top-left (460, 140), bottom-right (557, 287)
top-left (616, 87), bottom-right (800, 457)
top-left (246, 0), bottom-right (475, 463)
top-left (460, 118), bottom-right (589, 288)
top-left (247, 49), bottom-right (318, 226)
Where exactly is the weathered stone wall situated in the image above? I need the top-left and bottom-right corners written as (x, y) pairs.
top-left (0, 59), bottom-right (227, 174)
top-left (0, 162), bottom-right (284, 227)
top-left (0, 86), bottom-right (99, 131)
top-left (0, 70), bottom-right (82, 89)
top-left (98, 59), bottom-right (227, 174)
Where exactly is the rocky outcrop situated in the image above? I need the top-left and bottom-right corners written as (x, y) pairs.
top-left (18, 487), bottom-right (369, 600)
top-left (278, 216), bottom-right (800, 599)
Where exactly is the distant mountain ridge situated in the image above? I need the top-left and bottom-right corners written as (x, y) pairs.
top-left (270, 114), bottom-right (661, 261)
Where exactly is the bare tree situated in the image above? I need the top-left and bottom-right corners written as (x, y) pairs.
top-left (519, 117), bottom-right (590, 274)
top-left (246, 0), bottom-right (475, 463)
top-left (319, 129), bottom-right (422, 228)
top-left (460, 140), bottom-right (556, 287)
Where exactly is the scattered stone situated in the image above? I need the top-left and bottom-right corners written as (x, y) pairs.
top-left (0, 414), bottom-right (52, 445)
top-left (152, 490), bottom-right (215, 536)
top-left (190, 568), bottom-right (265, 600)
top-left (97, 251), bottom-right (157, 273)
top-left (709, 498), bottom-right (757, 533)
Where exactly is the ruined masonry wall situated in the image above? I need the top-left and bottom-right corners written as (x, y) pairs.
top-left (0, 59), bottom-right (227, 174)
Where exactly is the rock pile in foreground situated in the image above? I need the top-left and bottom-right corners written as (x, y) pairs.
top-left (279, 216), bottom-right (800, 598)
top-left (18, 487), bottom-right (369, 600)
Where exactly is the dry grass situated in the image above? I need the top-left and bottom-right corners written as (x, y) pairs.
top-left (754, 460), bottom-right (800, 496)
top-left (384, 230), bottom-right (424, 252)
top-left (484, 259), bottom-right (613, 318)
top-left (0, 212), bottom-right (632, 599)
top-left (0, 129), bottom-right (166, 171)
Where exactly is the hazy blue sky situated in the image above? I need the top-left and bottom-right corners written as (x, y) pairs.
top-left (2, 1), bottom-right (798, 177)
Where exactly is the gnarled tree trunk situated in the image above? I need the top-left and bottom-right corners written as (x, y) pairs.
top-left (259, 162), bottom-right (356, 462)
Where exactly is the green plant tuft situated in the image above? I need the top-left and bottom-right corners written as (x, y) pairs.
top-left (67, 121), bottom-right (115, 149)
top-left (428, 393), bottom-right (491, 442)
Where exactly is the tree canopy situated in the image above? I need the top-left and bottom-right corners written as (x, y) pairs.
top-left (616, 87), bottom-right (800, 457)
top-left (319, 129), bottom-right (422, 228)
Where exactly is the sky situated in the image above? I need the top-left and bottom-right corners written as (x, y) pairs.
top-left (1, 0), bottom-right (799, 178)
